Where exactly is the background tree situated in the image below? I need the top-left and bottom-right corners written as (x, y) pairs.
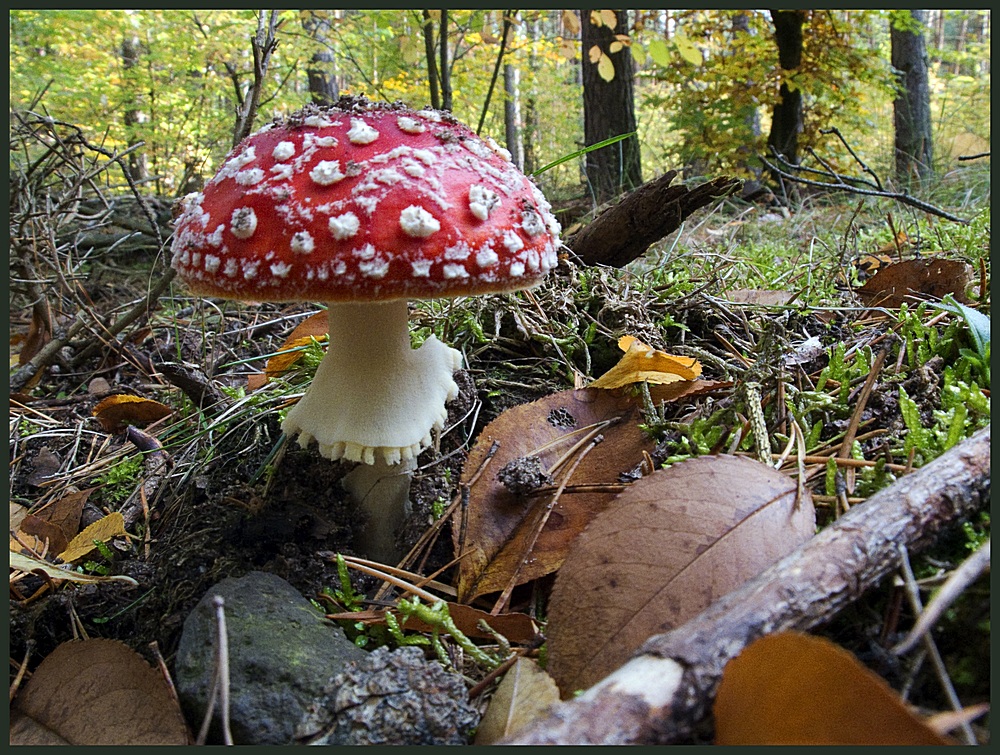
top-left (891, 10), bottom-right (934, 186)
top-left (301, 10), bottom-right (340, 106)
top-left (767, 9), bottom-right (805, 169)
top-left (581, 9), bottom-right (642, 204)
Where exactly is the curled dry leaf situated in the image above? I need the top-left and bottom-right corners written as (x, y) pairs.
top-left (588, 335), bottom-right (701, 390)
top-left (546, 454), bottom-right (815, 696)
top-left (248, 310), bottom-right (329, 390)
top-left (474, 658), bottom-right (561, 745)
top-left (10, 638), bottom-right (190, 745)
top-left (453, 388), bottom-right (656, 604)
top-left (92, 394), bottom-right (172, 433)
top-left (9, 552), bottom-right (138, 586)
top-left (713, 631), bottom-right (951, 745)
top-left (858, 258), bottom-right (972, 309)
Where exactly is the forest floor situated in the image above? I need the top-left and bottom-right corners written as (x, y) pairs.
top-left (9, 158), bottom-right (991, 743)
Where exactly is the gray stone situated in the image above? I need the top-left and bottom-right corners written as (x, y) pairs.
top-left (174, 571), bottom-right (365, 745)
top-left (296, 645), bottom-right (480, 745)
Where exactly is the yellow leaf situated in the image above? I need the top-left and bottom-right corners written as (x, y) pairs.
top-left (558, 39), bottom-right (578, 59)
top-left (610, 41), bottom-right (623, 53)
top-left (600, 9), bottom-right (618, 30)
top-left (589, 335), bottom-right (701, 389)
top-left (648, 37), bottom-right (670, 66)
top-left (674, 28), bottom-right (703, 66)
top-left (588, 44), bottom-right (602, 64)
top-left (561, 9), bottom-right (580, 35)
top-left (57, 512), bottom-right (126, 564)
top-left (631, 43), bottom-right (646, 65)
top-left (589, 10), bottom-right (602, 27)
top-left (597, 53), bottom-right (615, 82)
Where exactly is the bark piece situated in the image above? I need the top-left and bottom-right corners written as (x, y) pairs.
top-left (565, 171), bottom-right (740, 267)
top-left (505, 426), bottom-right (990, 744)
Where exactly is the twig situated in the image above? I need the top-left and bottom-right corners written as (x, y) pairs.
top-left (759, 146), bottom-right (968, 224)
top-left (894, 545), bottom-right (976, 745)
top-left (232, 10), bottom-right (280, 147)
top-left (505, 426), bottom-right (989, 744)
top-left (893, 538), bottom-right (990, 656)
top-left (476, 9), bottom-right (516, 135)
top-left (197, 596), bottom-right (234, 746)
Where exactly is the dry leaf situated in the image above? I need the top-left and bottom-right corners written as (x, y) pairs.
top-left (17, 515), bottom-right (70, 556)
top-left (587, 44), bottom-right (602, 64)
top-left (561, 9), bottom-right (580, 35)
top-left (398, 603), bottom-right (539, 644)
top-left (546, 455), bottom-right (815, 696)
top-left (599, 9), bottom-right (618, 29)
top-left (589, 335), bottom-right (701, 389)
top-left (558, 39), bottom-right (577, 59)
top-left (57, 511), bottom-right (127, 564)
top-left (9, 551), bottom-right (138, 586)
top-left (727, 289), bottom-right (797, 306)
top-left (714, 631), bottom-right (951, 745)
top-left (474, 658), bottom-right (561, 745)
top-left (647, 379), bottom-right (732, 404)
top-left (858, 258), bottom-right (972, 308)
top-left (10, 638), bottom-right (190, 745)
top-left (248, 311), bottom-right (328, 389)
top-left (453, 388), bottom-right (655, 604)
top-left (93, 394), bottom-right (172, 433)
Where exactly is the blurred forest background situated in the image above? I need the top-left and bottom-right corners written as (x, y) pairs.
top-left (9, 9), bottom-right (992, 209)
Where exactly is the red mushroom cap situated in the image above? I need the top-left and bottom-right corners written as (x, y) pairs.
top-left (171, 97), bottom-right (561, 303)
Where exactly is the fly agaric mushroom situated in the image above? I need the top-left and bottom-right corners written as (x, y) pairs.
top-left (170, 97), bottom-right (560, 519)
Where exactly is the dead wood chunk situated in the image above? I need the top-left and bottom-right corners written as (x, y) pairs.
top-left (566, 172), bottom-right (741, 267)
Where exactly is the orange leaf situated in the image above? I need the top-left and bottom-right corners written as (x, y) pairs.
top-left (588, 335), bottom-right (701, 389)
top-left (714, 632), bottom-right (951, 745)
top-left (248, 311), bottom-right (329, 389)
top-left (92, 395), bottom-right (171, 433)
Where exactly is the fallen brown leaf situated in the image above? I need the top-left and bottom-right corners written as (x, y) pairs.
top-left (453, 388), bottom-right (655, 605)
top-left (858, 258), bottom-right (972, 308)
top-left (546, 454), bottom-right (815, 696)
top-left (474, 658), bottom-right (561, 745)
top-left (10, 638), bottom-right (190, 745)
top-left (248, 311), bottom-right (328, 390)
top-left (92, 394), bottom-right (172, 433)
top-left (713, 631), bottom-right (951, 745)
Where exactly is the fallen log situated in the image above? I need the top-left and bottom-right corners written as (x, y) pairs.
top-left (505, 426), bottom-right (990, 744)
top-left (564, 171), bottom-right (741, 268)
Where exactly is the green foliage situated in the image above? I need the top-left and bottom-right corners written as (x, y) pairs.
top-left (636, 10), bottom-right (896, 178)
top-left (93, 454), bottom-right (143, 503)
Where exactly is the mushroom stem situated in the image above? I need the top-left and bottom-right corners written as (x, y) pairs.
top-left (281, 299), bottom-right (462, 466)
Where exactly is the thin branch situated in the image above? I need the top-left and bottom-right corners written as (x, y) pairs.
top-left (759, 147), bottom-right (968, 224)
top-left (477, 10), bottom-right (516, 135)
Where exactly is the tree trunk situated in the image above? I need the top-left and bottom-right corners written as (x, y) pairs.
top-left (522, 16), bottom-right (540, 175)
top-left (439, 10), bottom-right (452, 111)
top-left (504, 62), bottom-right (522, 170)
top-left (422, 10), bottom-right (440, 109)
top-left (891, 10), bottom-right (933, 186)
top-left (120, 33), bottom-right (149, 182)
top-left (301, 11), bottom-right (339, 106)
top-left (767, 10), bottom-right (804, 172)
top-left (731, 11), bottom-right (762, 180)
top-left (580, 9), bottom-right (642, 204)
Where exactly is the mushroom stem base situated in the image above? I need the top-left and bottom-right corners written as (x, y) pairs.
top-left (281, 299), bottom-right (462, 466)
